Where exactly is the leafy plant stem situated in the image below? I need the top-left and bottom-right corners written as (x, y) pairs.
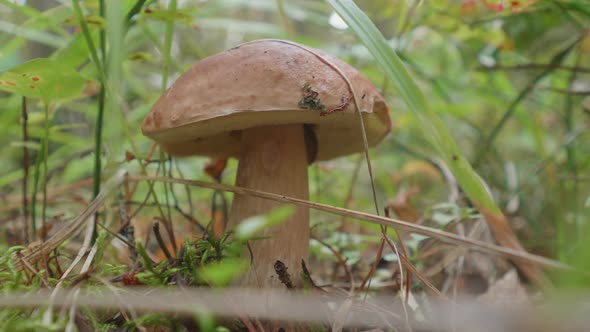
top-left (161, 0), bottom-right (176, 93)
top-left (30, 139), bottom-right (42, 241)
top-left (29, 103), bottom-right (53, 242)
top-left (91, 0), bottom-right (107, 242)
top-left (21, 97), bottom-right (29, 244)
top-left (72, 0), bottom-right (108, 242)
top-left (158, 0), bottom-right (178, 252)
top-left (71, 0), bottom-right (106, 84)
top-left (41, 102), bottom-right (50, 242)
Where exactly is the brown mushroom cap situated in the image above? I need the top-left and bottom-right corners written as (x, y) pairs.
top-left (142, 39), bottom-right (391, 161)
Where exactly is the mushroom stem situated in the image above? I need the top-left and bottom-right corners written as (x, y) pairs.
top-left (229, 124), bottom-right (309, 288)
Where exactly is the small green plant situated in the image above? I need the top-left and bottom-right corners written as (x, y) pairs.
top-left (298, 82), bottom-right (326, 111)
top-left (132, 231), bottom-right (244, 287)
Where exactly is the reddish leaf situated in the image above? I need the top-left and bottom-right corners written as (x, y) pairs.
top-left (482, 0), bottom-right (504, 12)
top-left (204, 158), bottom-right (228, 182)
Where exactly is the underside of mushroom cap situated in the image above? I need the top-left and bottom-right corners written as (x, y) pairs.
top-left (142, 39), bottom-right (391, 161)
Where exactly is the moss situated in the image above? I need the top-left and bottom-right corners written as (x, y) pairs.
top-left (298, 83), bottom-right (325, 111)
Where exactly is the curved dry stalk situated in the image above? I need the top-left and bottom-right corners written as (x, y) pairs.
top-left (45, 169), bottom-right (126, 327)
top-left (127, 175), bottom-right (569, 271)
top-left (270, 39), bottom-right (382, 217)
top-left (380, 231), bottom-right (413, 332)
top-left (6, 168), bottom-right (128, 273)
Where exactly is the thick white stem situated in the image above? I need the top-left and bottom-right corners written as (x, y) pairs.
top-left (229, 124), bottom-right (309, 288)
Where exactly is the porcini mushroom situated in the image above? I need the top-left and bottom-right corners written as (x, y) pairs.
top-left (142, 39), bottom-right (391, 288)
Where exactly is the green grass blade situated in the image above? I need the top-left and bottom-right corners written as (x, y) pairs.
top-left (161, 0), bottom-right (177, 92)
top-left (0, 21), bottom-right (66, 48)
top-left (327, 0), bottom-right (499, 214)
top-left (71, 0), bottom-right (105, 84)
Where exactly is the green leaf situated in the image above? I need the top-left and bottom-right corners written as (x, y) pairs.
top-left (327, 0), bottom-right (499, 214)
top-left (128, 52), bottom-right (154, 62)
top-left (0, 20), bottom-right (67, 48)
top-left (51, 32), bottom-right (101, 69)
top-left (197, 259), bottom-right (247, 287)
top-left (0, 59), bottom-right (86, 102)
top-left (142, 6), bottom-right (195, 25)
top-left (234, 205), bottom-right (295, 240)
top-left (63, 15), bottom-right (106, 29)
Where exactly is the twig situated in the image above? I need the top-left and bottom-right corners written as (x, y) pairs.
top-left (173, 159), bottom-right (194, 216)
top-left (161, 153), bottom-right (176, 253)
top-left (386, 208), bottom-right (412, 302)
top-left (16, 251), bottom-right (50, 288)
top-left (119, 188), bottom-right (137, 262)
top-left (477, 63), bottom-right (590, 73)
top-left (153, 221), bottom-right (173, 259)
top-left (541, 87), bottom-right (590, 96)
top-left (380, 225), bottom-right (413, 332)
top-left (301, 259), bottom-right (323, 292)
top-left (397, 253), bottom-right (444, 298)
top-left (357, 238), bottom-right (386, 294)
top-left (63, 242), bottom-right (102, 332)
top-left (45, 192), bottom-right (105, 328)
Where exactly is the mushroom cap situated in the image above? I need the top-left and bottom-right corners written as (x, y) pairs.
top-left (142, 39), bottom-right (391, 161)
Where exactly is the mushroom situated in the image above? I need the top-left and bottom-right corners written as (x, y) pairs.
top-left (142, 39), bottom-right (391, 288)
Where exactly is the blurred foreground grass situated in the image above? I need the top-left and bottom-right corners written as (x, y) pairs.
top-left (0, 0), bottom-right (589, 330)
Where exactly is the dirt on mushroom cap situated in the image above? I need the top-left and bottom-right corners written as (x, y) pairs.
top-left (142, 39), bottom-right (391, 161)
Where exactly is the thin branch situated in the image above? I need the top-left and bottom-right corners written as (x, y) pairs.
top-left (478, 63), bottom-right (590, 73)
top-left (542, 87), bottom-right (590, 96)
top-left (153, 221), bottom-right (173, 259)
